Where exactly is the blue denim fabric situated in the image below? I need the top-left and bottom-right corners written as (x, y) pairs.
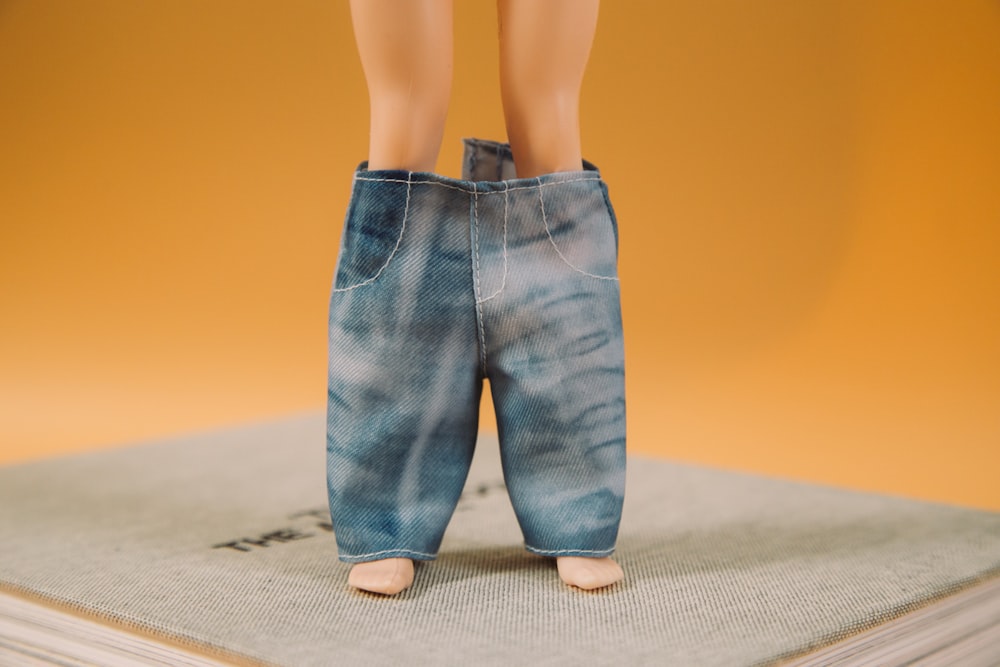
top-left (326, 139), bottom-right (626, 563)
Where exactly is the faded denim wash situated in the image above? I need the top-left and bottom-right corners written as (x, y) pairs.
top-left (326, 138), bottom-right (626, 563)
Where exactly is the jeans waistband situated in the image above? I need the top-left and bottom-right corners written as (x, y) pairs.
top-left (354, 138), bottom-right (603, 195)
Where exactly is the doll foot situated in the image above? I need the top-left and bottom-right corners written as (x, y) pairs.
top-left (556, 556), bottom-right (624, 590)
top-left (348, 558), bottom-right (414, 595)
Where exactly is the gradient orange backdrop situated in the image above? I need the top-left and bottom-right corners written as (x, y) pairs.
top-left (1, 1), bottom-right (998, 510)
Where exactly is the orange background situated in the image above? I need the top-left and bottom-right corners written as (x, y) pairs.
top-left (1, 1), bottom-right (998, 510)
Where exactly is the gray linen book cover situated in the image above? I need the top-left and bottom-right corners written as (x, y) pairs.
top-left (1, 414), bottom-right (999, 666)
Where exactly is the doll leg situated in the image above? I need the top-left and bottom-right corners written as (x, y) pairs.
top-left (489, 176), bottom-right (625, 591)
top-left (327, 173), bottom-right (482, 596)
top-left (463, 145), bottom-right (626, 591)
top-left (497, 0), bottom-right (600, 178)
top-left (336, 0), bottom-right (454, 595)
top-left (495, 1), bottom-right (623, 590)
top-left (349, 0), bottom-right (453, 172)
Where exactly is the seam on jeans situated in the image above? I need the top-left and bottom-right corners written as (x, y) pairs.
top-left (340, 548), bottom-right (437, 562)
top-left (476, 181), bottom-right (509, 304)
top-left (355, 175), bottom-right (600, 195)
top-left (525, 545), bottom-right (616, 556)
top-left (331, 172), bottom-right (412, 293)
top-left (536, 179), bottom-right (620, 282)
top-left (467, 145), bottom-right (477, 181)
top-left (471, 190), bottom-right (489, 370)
top-left (598, 181), bottom-right (620, 255)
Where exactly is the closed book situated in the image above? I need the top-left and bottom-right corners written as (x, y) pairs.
top-left (2, 414), bottom-right (998, 666)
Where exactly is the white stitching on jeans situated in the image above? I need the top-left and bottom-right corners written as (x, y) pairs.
top-left (355, 174), bottom-right (600, 194)
top-left (341, 547), bottom-right (437, 561)
top-left (525, 545), bottom-right (616, 556)
top-left (476, 181), bottom-right (509, 304)
top-left (331, 172), bottom-right (412, 293)
top-left (536, 179), bottom-right (620, 282)
top-left (472, 190), bottom-right (489, 369)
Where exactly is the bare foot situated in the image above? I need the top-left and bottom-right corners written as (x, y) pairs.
top-left (556, 556), bottom-right (624, 590)
top-left (348, 558), bottom-right (414, 595)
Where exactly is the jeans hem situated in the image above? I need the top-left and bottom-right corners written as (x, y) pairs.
top-left (338, 549), bottom-right (438, 564)
top-left (525, 545), bottom-right (616, 558)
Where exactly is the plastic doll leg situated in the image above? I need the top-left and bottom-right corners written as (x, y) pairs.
top-left (339, 0), bottom-right (454, 595)
top-left (497, 0), bottom-right (621, 589)
top-left (497, 0), bottom-right (600, 178)
top-left (327, 170), bottom-right (481, 592)
top-left (349, 0), bottom-right (453, 171)
top-left (461, 140), bottom-right (627, 590)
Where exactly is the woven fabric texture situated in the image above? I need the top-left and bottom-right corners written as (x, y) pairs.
top-left (1, 414), bottom-right (998, 666)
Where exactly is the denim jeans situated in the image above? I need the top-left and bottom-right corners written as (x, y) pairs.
top-left (326, 138), bottom-right (626, 563)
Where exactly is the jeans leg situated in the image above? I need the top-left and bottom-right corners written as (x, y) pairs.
top-left (326, 170), bottom-right (482, 563)
top-left (463, 141), bottom-right (627, 557)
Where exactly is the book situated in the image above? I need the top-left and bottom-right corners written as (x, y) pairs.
top-left (2, 414), bottom-right (998, 666)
